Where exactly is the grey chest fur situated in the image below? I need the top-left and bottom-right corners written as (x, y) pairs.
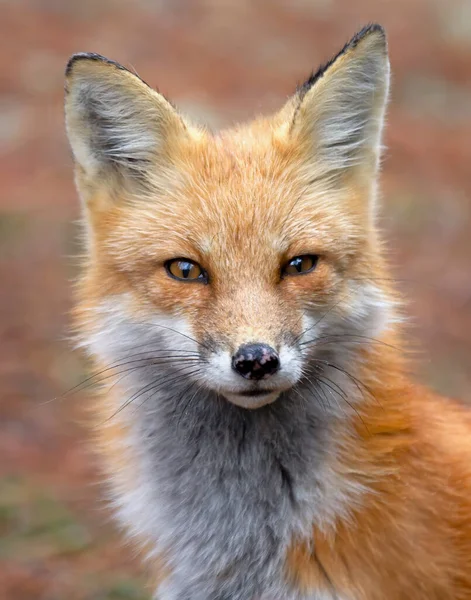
top-left (125, 384), bottom-right (335, 600)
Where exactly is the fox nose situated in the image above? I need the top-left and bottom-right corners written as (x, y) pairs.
top-left (232, 343), bottom-right (280, 381)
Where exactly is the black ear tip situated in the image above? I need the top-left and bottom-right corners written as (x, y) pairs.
top-left (358, 23), bottom-right (386, 37)
top-left (297, 23), bottom-right (387, 98)
top-left (65, 52), bottom-right (127, 78)
top-left (351, 23), bottom-right (387, 49)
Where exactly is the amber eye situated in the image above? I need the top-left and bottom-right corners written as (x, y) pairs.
top-left (165, 259), bottom-right (208, 283)
top-left (283, 255), bottom-right (318, 277)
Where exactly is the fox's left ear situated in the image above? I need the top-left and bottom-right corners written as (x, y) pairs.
top-left (288, 24), bottom-right (390, 183)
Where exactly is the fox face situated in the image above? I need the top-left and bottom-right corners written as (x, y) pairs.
top-left (66, 25), bottom-right (391, 410)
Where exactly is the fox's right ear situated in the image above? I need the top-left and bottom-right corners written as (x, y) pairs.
top-left (64, 53), bottom-right (188, 194)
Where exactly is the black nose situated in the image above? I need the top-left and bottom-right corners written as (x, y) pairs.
top-left (232, 343), bottom-right (280, 380)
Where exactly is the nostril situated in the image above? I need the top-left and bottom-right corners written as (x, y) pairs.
top-left (232, 343), bottom-right (280, 380)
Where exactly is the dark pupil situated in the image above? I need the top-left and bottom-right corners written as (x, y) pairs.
top-left (291, 257), bottom-right (303, 273)
top-left (179, 261), bottom-right (194, 278)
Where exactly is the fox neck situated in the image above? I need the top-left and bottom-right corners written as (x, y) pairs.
top-left (90, 314), bottom-right (406, 599)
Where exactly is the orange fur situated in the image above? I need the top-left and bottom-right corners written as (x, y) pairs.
top-left (65, 26), bottom-right (471, 599)
top-left (287, 343), bottom-right (471, 598)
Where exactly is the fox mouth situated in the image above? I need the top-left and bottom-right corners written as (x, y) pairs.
top-left (222, 387), bottom-right (283, 409)
top-left (235, 389), bottom-right (277, 398)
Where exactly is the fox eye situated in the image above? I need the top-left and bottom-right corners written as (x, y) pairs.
top-left (283, 255), bottom-right (318, 277)
top-left (165, 259), bottom-right (208, 283)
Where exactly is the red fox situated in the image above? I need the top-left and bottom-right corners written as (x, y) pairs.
top-left (65, 24), bottom-right (471, 599)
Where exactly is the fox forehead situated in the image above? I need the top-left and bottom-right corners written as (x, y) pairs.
top-left (101, 129), bottom-right (364, 270)
top-left (67, 25), bottom-right (388, 282)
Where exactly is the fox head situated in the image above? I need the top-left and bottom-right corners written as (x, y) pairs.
top-left (66, 25), bottom-right (393, 410)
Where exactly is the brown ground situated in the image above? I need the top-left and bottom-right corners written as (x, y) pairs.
top-left (0, 1), bottom-right (470, 598)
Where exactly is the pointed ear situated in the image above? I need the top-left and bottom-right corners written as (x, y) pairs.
top-left (64, 53), bottom-right (188, 191)
top-left (289, 25), bottom-right (390, 183)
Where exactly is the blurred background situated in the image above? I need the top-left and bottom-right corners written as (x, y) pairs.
top-left (0, 0), bottom-right (470, 598)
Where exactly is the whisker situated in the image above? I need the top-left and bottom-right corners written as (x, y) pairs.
top-left (132, 319), bottom-right (212, 352)
top-left (117, 365), bottom-right (202, 414)
top-left (301, 372), bottom-right (331, 412)
top-left (310, 367), bottom-right (349, 403)
top-left (300, 333), bottom-right (400, 352)
top-left (46, 355), bottom-right (203, 403)
top-left (133, 377), bottom-right (194, 421)
top-left (312, 379), bottom-right (331, 414)
top-left (294, 291), bottom-right (350, 345)
top-left (176, 381), bottom-right (205, 430)
top-left (315, 376), bottom-right (369, 433)
top-left (310, 358), bottom-right (379, 408)
top-left (104, 359), bottom-right (200, 398)
top-left (105, 366), bottom-right (203, 423)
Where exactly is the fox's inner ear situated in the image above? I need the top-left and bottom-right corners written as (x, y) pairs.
top-left (64, 53), bottom-right (188, 191)
top-left (289, 24), bottom-right (390, 183)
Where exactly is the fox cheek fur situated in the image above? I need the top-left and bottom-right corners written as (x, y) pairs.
top-left (65, 24), bottom-right (471, 600)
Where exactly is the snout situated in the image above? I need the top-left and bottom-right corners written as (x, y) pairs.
top-left (232, 343), bottom-right (280, 380)
top-left (201, 338), bottom-right (302, 409)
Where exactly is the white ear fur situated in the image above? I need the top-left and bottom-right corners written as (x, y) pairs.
top-left (291, 25), bottom-right (390, 180)
top-left (64, 53), bottom-right (187, 180)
